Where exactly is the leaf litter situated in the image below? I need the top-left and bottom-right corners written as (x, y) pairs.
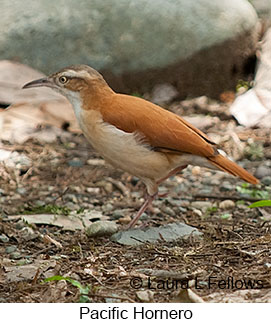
top-left (0, 68), bottom-right (271, 302)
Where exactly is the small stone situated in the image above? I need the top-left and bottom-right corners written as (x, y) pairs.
top-left (151, 207), bottom-right (161, 215)
top-left (255, 165), bottom-right (271, 179)
top-left (86, 187), bottom-right (100, 194)
top-left (175, 183), bottom-right (189, 193)
top-left (35, 200), bottom-right (46, 207)
top-left (198, 187), bottom-right (213, 195)
top-left (85, 220), bottom-right (118, 237)
top-left (140, 212), bottom-right (148, 220)
top-left (5, 245), bottom-right (17, 254)
top-left (191, 166), bottom-right (201, 176)
top-left (104, 183), bottom-right (113, 193)
top-left (192, 209), bottom-right (203, 217)
top-left (219, 200), bottom-right (235, 210)
top-left (15, 220), bottom-right (26, 230)
top-left (20, 227), bottom-right (38, 241)
top-left (220, 181), bottom-right (233, 192)
top-left (0, 234), bottom-right (9, 243)
top-left (65, 202), bottom-right (78, 210)
top-left (210, 179), bottom-right (220, 186)
top-left (178, 200), bottom-right (190, 208)
top-left (166, 198), bottom-right (179, 207)
top-left (102, 203), bottom-right (114, 213)
top-left (190, 201), bottom-right (213, 210)
top-left (262, 176), bottom-right (271, 186)
top-left (87, 159), bottom-right (105, 166)
top-left (151, 83), bottom-right (179, 105)
top-left (16, 259), bottom-right (32, 266)
top-left (118, 215), bottom-right (132, 224)
top-left (111, 209), bottom-right (125, 220)
top-left (16, 187), bottom-right (27, 195)
top-left (65, 194), bottom-right (78, 203)
top-left (10, 251), bottom-right (22, 260)
top-left (105, 293), bottom-right (122, 303)
top-left (11, 194), bottom-right (21, 200)
top-left (162, 206), bottom-right (175, 217)
top-left (68, 158), bottom-right (83, 167)
top-left (136, 290), bottom-right (154, 302)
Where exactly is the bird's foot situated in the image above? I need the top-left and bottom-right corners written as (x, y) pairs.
top-left (126, 193), bottom-right (157, 229)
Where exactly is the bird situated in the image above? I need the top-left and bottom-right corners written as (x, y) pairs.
top-left (23, 64), bottom-right (259, 228)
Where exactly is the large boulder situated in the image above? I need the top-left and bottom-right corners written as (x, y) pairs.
top-left (1, 0), bottom-right (258, 98)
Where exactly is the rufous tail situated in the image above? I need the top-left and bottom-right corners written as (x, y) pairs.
top-left (207, 154), bottom-right (259, 185)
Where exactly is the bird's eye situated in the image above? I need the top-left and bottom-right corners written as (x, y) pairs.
top-left (59, 76), bottom-right (68, 84)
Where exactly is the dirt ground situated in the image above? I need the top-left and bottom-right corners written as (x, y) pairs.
top-left (0, 97), bottom-right (271, 303)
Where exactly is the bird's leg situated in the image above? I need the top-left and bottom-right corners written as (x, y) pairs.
top-left (156, 165), bottom-right (187, 186)
top-left (127, 193), bottom-right (157, 229)
top-left (127, 166), bottom-right (187, 229)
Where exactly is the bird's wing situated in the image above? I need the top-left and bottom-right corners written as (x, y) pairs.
top-left (101, 94), bottom-right (217, 157)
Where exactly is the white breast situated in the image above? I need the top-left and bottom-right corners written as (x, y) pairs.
top-left (77, 109), bottom-right (174, 181)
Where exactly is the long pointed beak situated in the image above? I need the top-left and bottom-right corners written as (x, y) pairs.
top-left (22, 77), bottom-right (54, 89)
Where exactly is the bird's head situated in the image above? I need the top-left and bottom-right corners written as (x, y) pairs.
top-left (23, 64), bottom-right (112, 104)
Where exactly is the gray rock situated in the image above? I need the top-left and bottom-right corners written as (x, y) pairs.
top-left (136, 290), bottom-right (154, 302)
top-left (68, 159), bottom-right (84, 167)
top-left (197, 187), bottom-right (213, 195)
top-left (0, 149), bottom-right (31, 169)
top-left (255, 165), bottom-right (271, 179)
top-left (16, 187), bottom-right (27, 195)
top-left (10, 251), bottom-right (22, 260)
top-left (1, 0), bottom-right (258, 98)
top-left (162, 206), bottom-right (175, 217)
top-left (262, 176), bottom-right (271, 186)
top-left (102, 203), bottom-right (114, 213)
top-left (220, 181), bottom-right (234, 192)
top-left (15, 220), bottom-right (27, 230)
top-left (111, 222), bottom-right (202, 246)
top-left (111, 209), bottom-right (131, 220)
top-left (0, 234), bottom-right (9, 243)
top-left (5, 245), bottom-right (17, 254)
top-left (105, 294), bottom-right (123, 303)
top-left (209, 179), bottom-right (221, 186)
top-left (85, 220), bottom-right (118, 237)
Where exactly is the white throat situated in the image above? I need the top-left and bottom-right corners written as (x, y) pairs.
top-left (64, 91), bottom-right (83, 123)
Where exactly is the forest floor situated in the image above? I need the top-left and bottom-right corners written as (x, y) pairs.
top-left (0, 96), bottom-right (271, 303)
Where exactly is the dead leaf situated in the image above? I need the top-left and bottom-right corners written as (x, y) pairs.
top-left (4, 259), bottom-right (57, 283)
top-left (0, 60), bottom-right (81, 143)
top-left (230, 28), bottom-right (271, 128)
top-left (7, 211), bottom-right (108, 231)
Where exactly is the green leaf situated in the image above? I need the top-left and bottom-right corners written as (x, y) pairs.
top-left (249, 200), bottom-right (271, 208)
top-left (236, 185), bottom-right (270, 199)
top-left (44, 275), bottom-right (90, 295)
